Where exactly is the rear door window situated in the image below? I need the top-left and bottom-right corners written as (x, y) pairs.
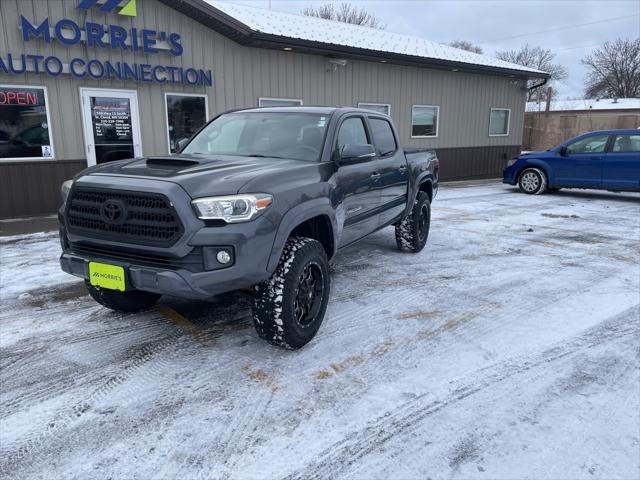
top-left (612, 134), bottom-right (640, 153)
top-left (369, 118), bottom-right (397, 156)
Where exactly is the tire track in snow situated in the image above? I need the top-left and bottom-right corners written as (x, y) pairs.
top-left (0, 306), bottom-right (212, 476)
top-left (0, 308), bottom-right (174, 418)
top-left (276, 193), bottom-right (636, 448)
top-left (283, 269), bottom-right (595, 429)
top-left (345, 323), bottom-right (639, 479)
top-left (267, 253), bottom-right (632, 471)
top-left (282, 306), bottom-right (639, 480)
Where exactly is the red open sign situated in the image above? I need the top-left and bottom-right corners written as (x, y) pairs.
top-left (0, 91), bottom-right (39, 106)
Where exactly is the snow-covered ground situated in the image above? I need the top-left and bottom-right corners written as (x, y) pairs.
top-left (1, 182), bottom-right (639, 479)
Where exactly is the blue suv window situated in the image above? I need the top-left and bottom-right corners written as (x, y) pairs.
top-left (566, 135), bottom-right (609, 154)
top-left (612, 134), bottom-right (640, 153)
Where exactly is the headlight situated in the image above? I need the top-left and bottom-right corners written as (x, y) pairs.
top-left (192, 194), bottom-right (273, 223)
top-left (61, 179), bottom-right (73, 204)
top-left (506, 158), bottom-right (518, 167)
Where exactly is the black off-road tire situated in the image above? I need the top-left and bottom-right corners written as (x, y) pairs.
top-left (85, 281), bottom-right (161, 313)
top-left (518, 167), bottom-right (547, 195)
top-left (252, 237), bottom-right (330, 350)
top-left (395, 191), bottom-right (431, 253)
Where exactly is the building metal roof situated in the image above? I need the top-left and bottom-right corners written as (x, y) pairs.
top-left (160, 0), bottom-right (549, 79)
top-left (526, 98), bottom-right (640, 112)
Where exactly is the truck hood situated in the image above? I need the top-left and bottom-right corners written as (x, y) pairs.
top-left (81, 155), bottom-right (318, 198)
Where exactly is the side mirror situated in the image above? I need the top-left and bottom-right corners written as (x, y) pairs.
top-left (559, 145), bottom-right (568, 156)
top-left (176, 138), bottom-right (190, 152)
top-left (336, 144), bottom-right (376, 166)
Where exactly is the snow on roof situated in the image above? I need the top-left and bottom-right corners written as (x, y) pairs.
top-left (205, 1), bottom-right (546, 77)
top-left (526, 98), bottom-right (640, 112)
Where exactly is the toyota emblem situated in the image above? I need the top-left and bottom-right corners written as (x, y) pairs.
top-left (100, 199), bottom-right (127, 225)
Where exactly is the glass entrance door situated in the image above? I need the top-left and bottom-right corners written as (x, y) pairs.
top-left (80, 89), bottom-right (142, 166)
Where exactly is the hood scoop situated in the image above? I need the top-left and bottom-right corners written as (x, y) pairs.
top-left (145, 157), bottom-right (200, 168)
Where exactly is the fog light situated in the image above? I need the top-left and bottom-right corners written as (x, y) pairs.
top-left (216, 250), bottom-right (231, 264)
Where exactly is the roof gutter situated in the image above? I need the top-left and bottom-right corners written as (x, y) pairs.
top-left (250, 33), bottom-right (549, 79)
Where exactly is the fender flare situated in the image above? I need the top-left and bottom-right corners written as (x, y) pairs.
top-left (267, 198), bottom-right (339, 272)
top-left (404, 173), bottom-right (435, 217)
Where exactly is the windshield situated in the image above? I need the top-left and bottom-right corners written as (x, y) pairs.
top-left (183, 112), bottom-right (329, 162)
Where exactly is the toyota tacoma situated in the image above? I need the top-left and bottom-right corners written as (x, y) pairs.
top-left (59, 107), bottom-right (439, 349)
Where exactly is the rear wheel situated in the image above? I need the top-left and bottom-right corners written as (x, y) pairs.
top-left (518, 168), bottom-right (547, 195)
top-left (252, 237), bottom-right (330, 349)
top-left (395, 191), bottom-right (431, 253)
top-left (85, 281), bottom-right (161, 313)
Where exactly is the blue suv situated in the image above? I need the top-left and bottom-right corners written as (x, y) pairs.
top-left (503, 129), bottom-right (640, 194)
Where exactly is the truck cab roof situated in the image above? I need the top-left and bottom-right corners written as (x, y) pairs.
top-left (232, 106), bottom-right (389, 116)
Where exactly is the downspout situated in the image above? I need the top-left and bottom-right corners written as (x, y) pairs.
top-left (528, 77), bottom-right (548, 92)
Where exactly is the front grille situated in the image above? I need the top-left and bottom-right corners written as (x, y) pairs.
top-left (66, 188), bottom-right (183, 247)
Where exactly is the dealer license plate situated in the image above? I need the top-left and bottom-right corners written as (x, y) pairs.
top-left (89, 262), bottom-right (126, 291)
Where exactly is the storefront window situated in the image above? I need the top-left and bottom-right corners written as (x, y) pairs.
top-left (0, 86), bottom-right (53, 160)
top-left (166, 94), bottom-right (208, 153)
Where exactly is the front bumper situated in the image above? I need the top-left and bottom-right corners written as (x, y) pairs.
top-left (60, 216), bottom-right (276, 299)
top-left (59, 175), bottom-right (278, 299)
top-left (502, 164), bottom-right (518, 185)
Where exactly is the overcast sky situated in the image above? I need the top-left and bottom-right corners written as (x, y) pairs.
top-left (228, 0), bottom-right (640, 99)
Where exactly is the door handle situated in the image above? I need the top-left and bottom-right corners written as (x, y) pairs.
top-left (371, 172), bottom-right (381, 181)
top-left (398, 165), bottom-right (407, 173)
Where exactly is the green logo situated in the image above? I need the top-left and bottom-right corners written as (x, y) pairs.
top-left (77, 0), bottom-right (137, 17)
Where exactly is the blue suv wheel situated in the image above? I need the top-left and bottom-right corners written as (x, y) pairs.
top-left (518, 168), bottom-right (547, 195)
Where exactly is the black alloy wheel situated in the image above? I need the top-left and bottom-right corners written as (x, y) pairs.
top-left (417, 203), bottom-right (430, 243)
top-left (294, 262), bottom-right (326, 327)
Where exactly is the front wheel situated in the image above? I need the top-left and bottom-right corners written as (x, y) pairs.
top-left (252, 237), bottom-right (330, 349)
top-left (395, 191), bottom-right (431, 253)
top-left (518, 168), bottom-right (547, 195)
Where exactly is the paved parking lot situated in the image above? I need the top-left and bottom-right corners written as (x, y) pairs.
top-left (1, 182), bottom-right (639, 479)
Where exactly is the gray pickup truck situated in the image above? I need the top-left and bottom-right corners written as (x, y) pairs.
top-left (59, 107), bottom-right (439, 349)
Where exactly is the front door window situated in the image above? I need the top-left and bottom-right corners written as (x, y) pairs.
top-left (566, 135), bottom-right (609, 154)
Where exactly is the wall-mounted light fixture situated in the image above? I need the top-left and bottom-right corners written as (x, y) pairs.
top-left (326, 58), bottom-right (348, 73)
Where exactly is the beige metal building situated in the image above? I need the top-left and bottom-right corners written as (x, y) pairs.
top-left (0, 0), bottom-right (546, 219)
